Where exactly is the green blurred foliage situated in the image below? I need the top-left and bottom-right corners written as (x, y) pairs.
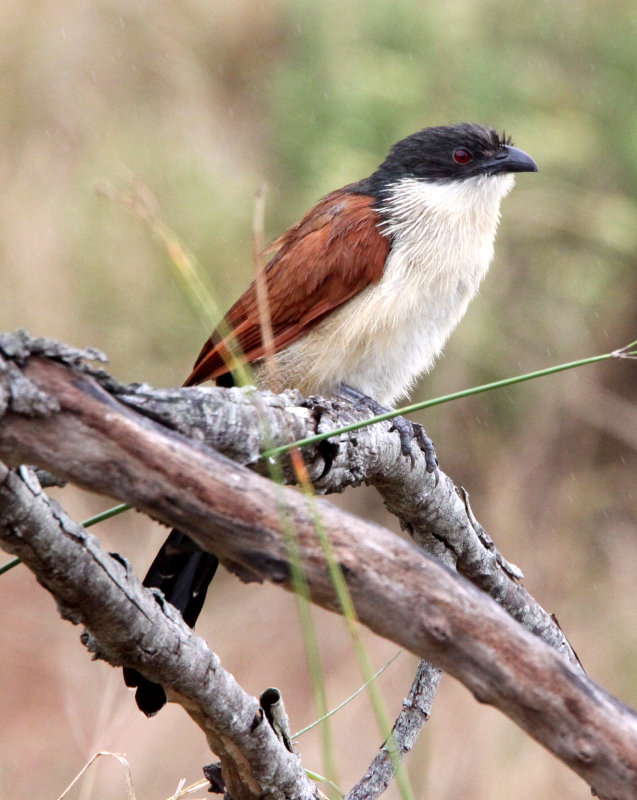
top-left (1, 1), bottom-right (637, 799)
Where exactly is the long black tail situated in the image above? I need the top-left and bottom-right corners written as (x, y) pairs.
top-left (123, 529), bottom-right (219, 715)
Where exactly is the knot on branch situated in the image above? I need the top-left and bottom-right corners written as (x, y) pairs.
top-left (0, 329), bottom-right (107, 370)
top-left (0, 330), bottom-right (108, 418)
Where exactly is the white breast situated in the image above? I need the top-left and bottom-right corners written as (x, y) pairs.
top-left (270, 173), bottom-right (515, 406)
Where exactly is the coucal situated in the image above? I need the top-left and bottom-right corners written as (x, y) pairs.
top-left (124, 122), bottom-right (537, 714)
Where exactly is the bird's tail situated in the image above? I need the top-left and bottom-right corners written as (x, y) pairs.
top-left (123, 529), bottom-right (219, 715)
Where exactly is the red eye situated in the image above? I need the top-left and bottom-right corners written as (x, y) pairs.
top-left (453, 147), bottom-right (473, 165)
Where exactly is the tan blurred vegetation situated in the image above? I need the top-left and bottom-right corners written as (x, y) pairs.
top-left (1, 1), bottom-right (637, 798)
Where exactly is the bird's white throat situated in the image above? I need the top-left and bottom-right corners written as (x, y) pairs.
top-left (379, 173), bottom-right (515, 261)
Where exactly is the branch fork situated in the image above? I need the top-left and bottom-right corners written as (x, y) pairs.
top-left (0, 331), bottom-right (635, 800)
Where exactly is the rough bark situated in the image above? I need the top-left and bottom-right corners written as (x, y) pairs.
top-left (345, 659), bottom-right (443, 800)
top-left (1, 331), bottom-right (635, 799)
top-left (0, 464), bottom-right (319, 800)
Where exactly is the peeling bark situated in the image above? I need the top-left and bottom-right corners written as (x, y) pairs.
top-left (0, 331), bottom-right (634, 800)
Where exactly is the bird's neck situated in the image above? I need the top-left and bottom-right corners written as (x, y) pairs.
top-left (377, 173), bottom-right (514, 290)
top-left (379, 173), bottom-right (514, 241)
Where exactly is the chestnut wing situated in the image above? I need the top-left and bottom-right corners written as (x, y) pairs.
top-left (184, 187), bottom-right (389, 386)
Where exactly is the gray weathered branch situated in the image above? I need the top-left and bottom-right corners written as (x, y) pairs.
top-left (1, 332), bottom-right (578, 665)
top-left (0, 463), bottom-right (319, 800)
top-left (344, 659), bottom-right (443, 800)
top-left (1, 331), bottom-right (636, 799)
top-left (113, 361), bottom-right (576, 664)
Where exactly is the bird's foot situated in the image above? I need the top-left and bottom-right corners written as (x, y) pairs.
top-left (389, 416), bottom-right (438, 475)
top-left (336, 384), bottom-right (439, 476)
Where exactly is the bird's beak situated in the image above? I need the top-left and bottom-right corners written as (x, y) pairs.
top-left (483, 145), bottom-right (538, 175)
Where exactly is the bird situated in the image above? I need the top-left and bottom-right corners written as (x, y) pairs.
top-left (123, 122), bottom-right (537, 714)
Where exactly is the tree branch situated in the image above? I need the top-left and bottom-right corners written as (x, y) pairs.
top-left (113, 363), bottom-right (577, 664)
top-left (0, 463), bottom-right (319, 800)
top-left (345, 659), bottom-right (443, 800)
top-left (1, 331), bottom-right (636, 799)
top-left (8, 331), bottom-right (576, 665)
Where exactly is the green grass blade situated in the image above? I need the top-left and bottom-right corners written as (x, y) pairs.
top-left (262, 344), bottom-right (632, 460)
top-left (293, 648), bottom-right (404, 738)
top-left (1, 502), bottom-right (133, 575)
top-left (0, 556), bottom-right (21, 576)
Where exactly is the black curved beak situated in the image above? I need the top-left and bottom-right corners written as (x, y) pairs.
top-left (483, 145), bottom-right (538, 175)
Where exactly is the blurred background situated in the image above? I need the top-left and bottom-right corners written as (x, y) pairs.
top-left (1, 1), bottom-right (637, 798)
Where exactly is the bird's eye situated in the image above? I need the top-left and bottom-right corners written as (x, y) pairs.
top-left (453, 147), bottom-right (473, 165)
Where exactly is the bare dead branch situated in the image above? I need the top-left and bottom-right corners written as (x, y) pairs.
top-left (345, 660), bottom-right (443, 800)
top-left (0, 332), bottom-right (636, 798)
top-left (0, 463), bottom-right (319, 800)
top-left (2, 331), bottom-right (575, 664)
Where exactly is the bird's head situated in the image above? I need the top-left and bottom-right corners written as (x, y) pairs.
top-left (371, 122), bottom-right (537, 189)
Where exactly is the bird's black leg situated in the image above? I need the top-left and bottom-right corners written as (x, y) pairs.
top-left (336, 383), bottom-right (439, 475)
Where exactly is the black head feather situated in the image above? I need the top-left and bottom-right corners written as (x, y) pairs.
top-left (366, 123), bottom-right (526, 191)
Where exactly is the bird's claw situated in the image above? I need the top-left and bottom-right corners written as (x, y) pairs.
top-left (389, 417), bottom-right (439, 478)
top-left (337, 384), bottom-right (439, 482)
